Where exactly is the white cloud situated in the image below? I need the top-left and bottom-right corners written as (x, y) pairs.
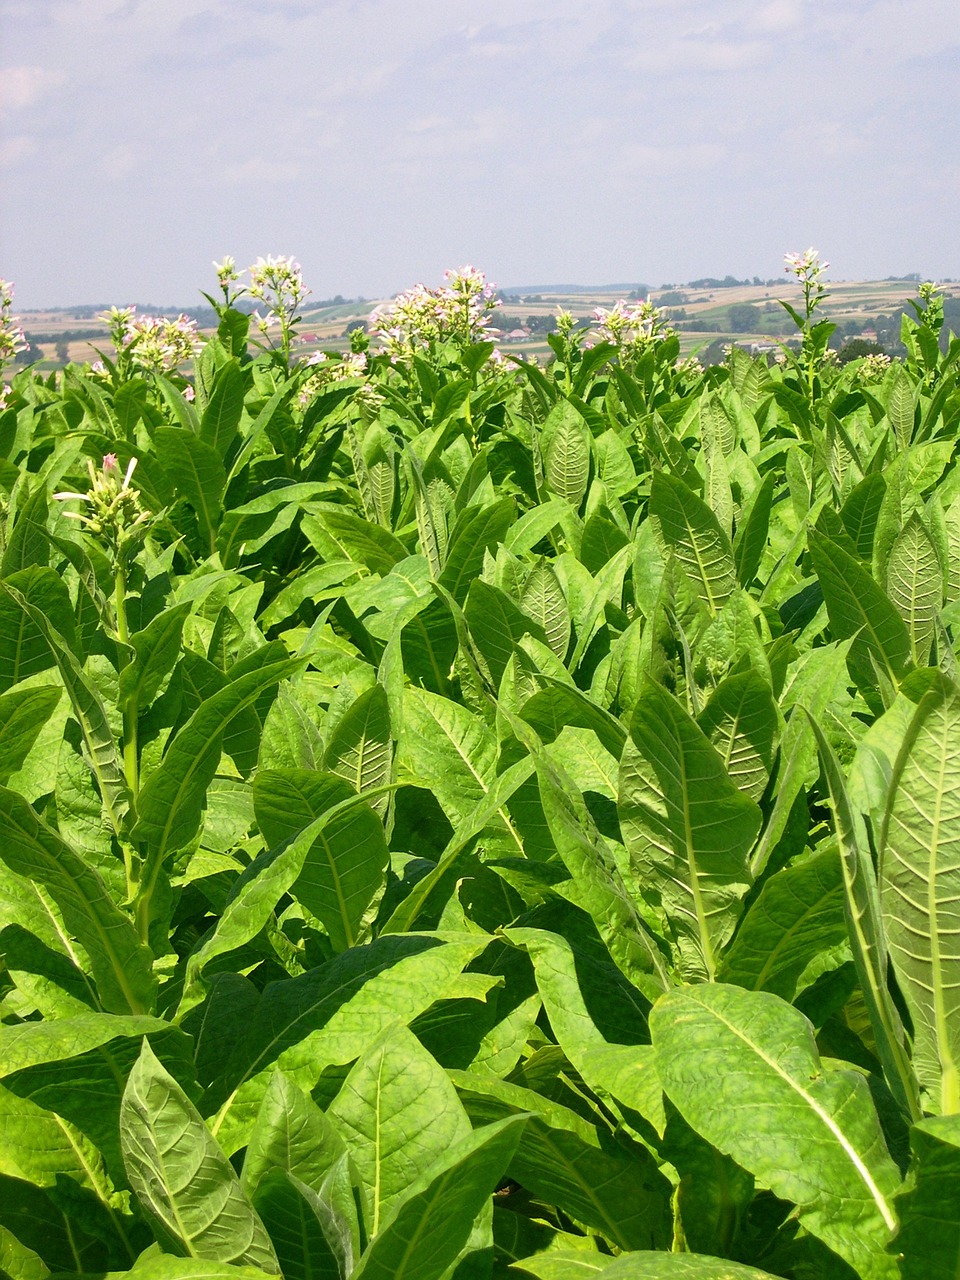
top-left (0, 65), bottom-right (62, 113)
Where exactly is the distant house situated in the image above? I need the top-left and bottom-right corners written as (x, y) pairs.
top-left (504, 328), bottom-right (531, 341)
top-left (861, 328), bottom-right (878, 341)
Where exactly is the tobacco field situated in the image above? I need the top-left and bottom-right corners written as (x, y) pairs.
top-left (0, 257), bottom-right (958, 1280)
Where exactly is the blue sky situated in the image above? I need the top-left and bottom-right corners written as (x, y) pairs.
top-left (2, 0), bottom-right (958, 308)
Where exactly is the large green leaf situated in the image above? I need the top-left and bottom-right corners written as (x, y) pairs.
top-left (807, 531), bottom-right (911, 694)
top-left (649, 470), bottom-right (736, 614)
top-left (241, 1071), bottom-right (345, 1200)
top-left (812, 716), bottom-right (921, 1123)
top-left (879, 678), bottom-right (960, 1113)
top-left (618, 681), bottom-right (760, 979)
top-left (465, 579), bottom-right (548, 686)
top-left (512, 1254), bottom-right (783, 1279)
top-left (184, 783), bottom-right (388, 1004)
top-left (350, 1115), bottom-right (525, 1280)
top-left (520, 560), bottom-right (571, 660)
top-left (885, 511), bottom-right (942, 665)
top-left (543, 401), bottom-right (590, 508)
top-left (0, 568), bottom-right (75, 694)
top-left (718, 847), bottom-right (847, 999)
top-left (199, 358), bottom-right (246, 458)
top-left (0, 579), bottom-right (128, 831)
top-left (154, 426), bottom-right (227, 555)
top-left (892, 1113), bottom-right (960, 1278)
top-left (253, 768), bottom-right (389, 952)
top-left (120, 1040), bottom-right (280, 1273)
top-left (321, 681), bottom-right (392, 806)
top-left (207, 936), bottom-right (489, 1156)
top-left (0, 788), bottom-right (155, 1014)
top-left (133, 656), bottom-right (299, 861)
top-left (249, 1170), bottom-right (342, 1280)
top-left (452, 1072), bottom-right (671, 1252)
top-left (534, 751), bottom-right (669, 993)
top-left (328, 1024), bottom-right (472, 1235)
top-left (696, 669), bottom-right (779, 804)
top-left (117, 601), bottom-right (191, 714)
top-left (0, 685), bottom-right (62, 785)
top-left (651, 984), bottom-right (901, 1279)
top-left (438, 496), bottom-right (516, 603)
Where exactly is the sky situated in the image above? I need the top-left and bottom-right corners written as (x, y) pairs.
top-left (1, 0), bottom-right (958, 309)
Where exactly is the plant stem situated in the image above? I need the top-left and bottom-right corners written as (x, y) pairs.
top-left (114, 560), bottom-right (139, 803)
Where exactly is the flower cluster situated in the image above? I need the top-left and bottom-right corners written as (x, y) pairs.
top-left (53, 454), bottom-right (152, 559)
top-left (298, 350), bottom-right (377, 407)
top-left (590, 298), bottom-right (671, 356)
top-left (0, 279), bottom-right (28, 406)
top-left (99, 306), bottom-right (204, 373)
top-left (371, 266), bottom-right (501, 363)
top-left (856, 351), bottom-right (892, 383)
top-left (784, 247), bottom-right (830, 316)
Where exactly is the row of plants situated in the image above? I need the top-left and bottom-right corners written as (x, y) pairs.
top-left (0, 252), bottom-right (957, 1280)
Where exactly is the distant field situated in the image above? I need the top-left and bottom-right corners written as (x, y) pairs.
top-left (17, 277), bottom-right (955, 368)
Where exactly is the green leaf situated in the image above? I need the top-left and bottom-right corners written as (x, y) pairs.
top-left (0, 1221), bottom-right (50, 1280)
top-left (465, 579), bottom-right (548, 687)
top-left (618, 681), bottom-right (760, 980)
top-left (512, 1254), bottom-right (784, 1279)
top-left (879, 678), bottom-right (960, 1113)
top-left (811, 716), bottom-right (921, 1123)
top-left (520, 560), bottom-right (571, 661)
top-left (399, 687), bottom-right (516, 838)
top-left (534, 752), bottom-right (669, 993)
top-left (651, 984), bottom-right (901, 1279)
top-left (303, 507), bottom-right (408, 576)
top-left (650, 471), bottom-right (736, 615)
top-left (118, 602), bottom-right (191, 713)
top-left (543, 401), bottom-right (590, 508)
top-left (807, 531), bottom-right (911, 694)
top-left (321, 681), bottom-right (392, 806)
top-left (0, 788), bottom-right (155, 1014)
top-left (104, 1262), bottom-right (279, 1279)
top-left (893, 1113), bottom-right (960, 1278)
top-left (249, 1170), bottom-right (342, 1280)
top-left (695, 669), bottom-right (779, 804)
top-left (0, 685), bottom-right (62, 785)
top-left (0, 1012), bottom-right (170, 1078)
top-left (329, 1024), bottom-right (472, 1235)
top-left (200, 359), bottom-right (246, 458)
top-left (121, 1040), bottom-right (281, 1273)
top-left (521, 683), bottom-right (626, 761)
top-left (241, 1071), bottom-right (345, 1199)
top-left (380, 755), bottom-right (535, 934)
top-left (451, 1072), bottom-right (671, 1252)
top-left (438, 496), bottom-right (516, 604)
top-left (885, 511), bottom-right (942, 665)
top-left (207, 936), bottom-right (489, 1156)
top-left (252, 768), bottom-right (389, 952)
top-left (840, 472), bottom-right (886, 561)
top-left (133, 656), bottom-right (299, 862)
top-left (350, 1115), bottom-right (526, 1280)
top-left (0, 567), bottom-right (75, 693)
top-left (718, 847), bottom-right (846, 999)
top-left (733, 470), bottom-right (775, 588)
top-left (154, 427), bottom-right (227, 555)
top-left (0, 578), bottom-right (128, 832)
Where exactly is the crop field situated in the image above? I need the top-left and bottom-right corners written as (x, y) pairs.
top-left (0, 254), bottom-right (958, 1280)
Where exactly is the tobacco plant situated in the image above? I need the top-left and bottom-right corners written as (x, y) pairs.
top-left (0, 256), bottom-right (958, 1280)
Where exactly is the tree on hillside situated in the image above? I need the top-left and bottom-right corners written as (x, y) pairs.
top-left (727, 304), bottom-right (761, 333)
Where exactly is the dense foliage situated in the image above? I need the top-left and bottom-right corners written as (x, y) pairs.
top-left (0, 257), bottom-right (958, 1280)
